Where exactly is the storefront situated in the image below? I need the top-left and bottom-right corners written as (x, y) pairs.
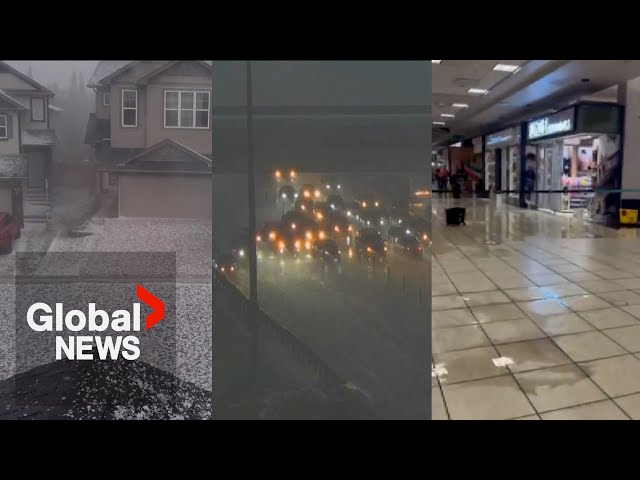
top-left (468, 137), bottom-right (484, 184)
top-left (484, 126), bottom-right (521, 203)
top-left (525, 102), bottom-right (623, 224)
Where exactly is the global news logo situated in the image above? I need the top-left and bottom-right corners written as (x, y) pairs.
top-left (26, 284), bottom-right (165, 361)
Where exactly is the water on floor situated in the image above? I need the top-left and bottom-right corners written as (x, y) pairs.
top-left (432, 196), bottom-right (640, 420)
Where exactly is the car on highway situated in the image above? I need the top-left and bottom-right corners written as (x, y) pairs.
top-left (312, 238), bottom-right (342, 264)
top-left (299, 184), bottom-right (321, 200)
top-left (214, 253), bottom-right (237, 277)
top-left (388, 225), bottom-right (410, 242)
top-left (355, 228), bottom-right (387, 262)
top-left (257, 222), bottom-right (285, 254)
top-left (320, 175), bottom-right (342, 192)
top-left (294, 197), bottom-right (315, 213)
top-left (312, 202), bottom-right (332, 222)
top-left (359, 207), bottom-right (389, 228)
top-left (327, 212), bottom-right (353, 243)
top-left (278, 184), bottom-right (296, 201)
top-left (405, 216), bottom-right (430, 244)
top-left (397, 235), bottom-right (423, 258)
top-left (327, 194), bottom-right (345, 211)
top-left (355, 193), bottom-right (381, 210)
top-left (281, 211), bottom-right (320, 255)
top-left (0, 212), bottom-right (20, 254)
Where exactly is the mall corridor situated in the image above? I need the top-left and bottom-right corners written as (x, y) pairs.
top-left (432, 196), bottom-right (640, 420)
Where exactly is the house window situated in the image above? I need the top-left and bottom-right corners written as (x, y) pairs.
top-left (103, 92), bottom-right (111, 106)
top-left (164, 91), bottom-right (210, 129)
top-left (0, 115), bottom-right (7, 139)
top-left (31, 97), bottom-right (45, 122)
top-left (122, 90), bottom-right (137, 127)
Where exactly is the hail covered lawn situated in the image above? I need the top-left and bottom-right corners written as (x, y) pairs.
top-left (0, 217), bottom-right (212, 419)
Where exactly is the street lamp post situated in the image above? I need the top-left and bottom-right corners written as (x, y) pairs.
top-left (245, 60), bottom-right (260, 417)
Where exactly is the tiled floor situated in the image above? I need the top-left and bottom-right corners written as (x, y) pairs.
top-left (431, 196), bottom-right (640, 420)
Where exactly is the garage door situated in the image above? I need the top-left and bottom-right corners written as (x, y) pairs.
top-left (118, 174), bottom-right (212, 219)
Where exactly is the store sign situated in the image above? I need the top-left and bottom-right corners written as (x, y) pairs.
top-left (528, 109), bottom-right (574, 140)
top-left (486, 127), bottom-right (518, 148)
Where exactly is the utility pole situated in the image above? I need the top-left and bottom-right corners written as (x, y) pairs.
top-left (246, 60), bottom-right (260, 417)
top-left (246, 61), bottom-right (258, 306)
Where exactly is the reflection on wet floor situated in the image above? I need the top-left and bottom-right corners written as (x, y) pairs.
top-left (432, 197), bottom-right (640, 420)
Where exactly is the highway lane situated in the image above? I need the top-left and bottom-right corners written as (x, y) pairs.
top-left (229, 244), bottom-right (429, 419)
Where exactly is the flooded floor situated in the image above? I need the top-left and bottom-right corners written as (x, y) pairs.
top-left (432, 196), bottom-right (640, 420)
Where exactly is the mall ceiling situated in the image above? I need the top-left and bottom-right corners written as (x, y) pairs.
top-left (432, 60), bottom-right (640, 146)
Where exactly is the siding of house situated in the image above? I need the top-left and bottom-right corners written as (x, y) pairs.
top-left (110, 85), bottom-right (147, 149)
top-left (118, 174), bottom-right (212, 218)
top-left (0, 112), bottom-right (19, 154)
top-left (146, 82), bottom-right (211, 154)
top-left (95, 87), bottom-right (111, 120)
top-left (12, 94), bottom-right (49, 131)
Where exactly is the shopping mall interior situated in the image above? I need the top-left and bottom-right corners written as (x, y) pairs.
top-left (432, 60), bottom-right (640, 420)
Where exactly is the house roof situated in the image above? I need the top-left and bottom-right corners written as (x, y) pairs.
top-left (117, 138), bottom-right (212, 173)
top-left (136, 61), bottom-right (212, 85)
top-left (86, 61), bottom-right (132, 88)
top-left (0, 62), bottom-right (55, 95)
top-left (88, 60), bottom-right (213, 88)
top-left (0, 89), bottom-right (28, 110)
top-left (22, 129), bottom-right (58, 146)
top-left (84, 113), bottom-right (111, 144)
top-left (0, 154), bottom-right (27, 178)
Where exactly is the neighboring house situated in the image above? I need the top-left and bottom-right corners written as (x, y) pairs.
top-left (0, 61), bottom-right (60, 226)
top-left (85, 60), bottom-right (212, 219)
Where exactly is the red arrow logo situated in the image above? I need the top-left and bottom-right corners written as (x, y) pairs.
top-left (136, 284), bottom-right (165, 330)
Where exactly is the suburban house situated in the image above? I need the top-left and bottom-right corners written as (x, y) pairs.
top-left (84, 60), bottom-right (212, 219)
top-left (0, 61), bottom-right (60, 227)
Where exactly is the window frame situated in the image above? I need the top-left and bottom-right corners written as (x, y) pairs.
top-left (121, 89), bottom-right (137, 128)
top-left (0, 114), bottom-right (7, 140)
top-left (30, 96), bottom-right (46, 122)
top-left (163, 90), bottom-right (210, 129)
top-left (103, 92), bottom-right (111, 106)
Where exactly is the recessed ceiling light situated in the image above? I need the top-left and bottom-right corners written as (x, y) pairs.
top-left (452, 103), bottom-right (469, 108)
top-left (468, 88), bottom-right (489, 95)
top-left (433, 121), bottom-right (445, 125)
top-left (441, 113), bottom-right (455, 118)
top-left (431, 60), bottom-right (442, 64)
top-left (493, 64), bottom-right (519, 73)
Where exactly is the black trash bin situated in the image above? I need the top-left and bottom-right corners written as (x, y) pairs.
top-left (445, 207), bottom-right (466, 226)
